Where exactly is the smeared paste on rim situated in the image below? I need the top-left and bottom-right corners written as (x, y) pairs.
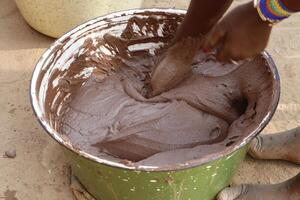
top-left (34, 11), bottom-right (279, 169)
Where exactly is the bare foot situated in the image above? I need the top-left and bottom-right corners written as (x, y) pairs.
top-left (249, 127), bottom-right (300, 164)
top-left (217, 173), bottom-right (300, 200)
top-left (149, 37), bottom-right (202, 97)
top-left (70, 175), bottom-right (95, 200)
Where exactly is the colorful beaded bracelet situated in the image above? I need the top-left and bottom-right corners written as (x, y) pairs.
top-left (254, 0), bottom-right (295, 25)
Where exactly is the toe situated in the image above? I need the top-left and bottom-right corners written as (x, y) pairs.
top-left (217, 185), bottom-right (248, 200)
top-left (248, 136), bottom-right (263, 159)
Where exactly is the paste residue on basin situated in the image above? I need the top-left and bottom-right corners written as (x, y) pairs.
top-left (33, 11), bottom-right (280, 170)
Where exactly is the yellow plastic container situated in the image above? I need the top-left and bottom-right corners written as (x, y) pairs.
top-left (15, 0), bottom-right (143, 38)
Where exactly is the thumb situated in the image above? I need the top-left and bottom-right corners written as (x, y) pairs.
top-left (216, 40), bottom-right (232, 62)
top-left (216, 34), bottom-right (235, 62)
top-left (203, 24), bottom-right (226, 52)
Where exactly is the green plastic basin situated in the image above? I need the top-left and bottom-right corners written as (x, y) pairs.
top-left (30, 8), bottom-right (280, 200)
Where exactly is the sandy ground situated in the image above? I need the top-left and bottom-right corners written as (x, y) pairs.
top-left (0, 0), bottom-right (299, 199)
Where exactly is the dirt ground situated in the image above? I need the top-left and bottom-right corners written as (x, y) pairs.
top-left (0, 0), bottom-right (299, 199)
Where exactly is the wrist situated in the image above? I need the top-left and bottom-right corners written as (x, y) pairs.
top-left (174, 0), bottom-right (233, 42)
top-left (245, 2), bottom-right (271, 26)
top-left (253, 0), bottom-right (295, 25)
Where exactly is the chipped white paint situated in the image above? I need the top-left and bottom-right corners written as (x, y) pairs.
top-left (225, 154), bottom-right (235, 160)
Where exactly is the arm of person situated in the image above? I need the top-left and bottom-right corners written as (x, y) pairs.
top-left (174, 0), bottom-right (233, 41)
top-left (282, 0), bottom-right (300, 11)
top-left (149, 0), bottom-right (234, 96)
top-left (203, 1), bottom-right (300, 62)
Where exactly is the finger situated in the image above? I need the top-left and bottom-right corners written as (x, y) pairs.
top-left (227, 48), bottom-right (258, 62)
top-left (216, 41), bottom-right (232, 62)
top-left (218, 48), bottom-right (258, 63)
top-left (216, 36), bottom-right (249, 62)
top-left (217, 185), bottom-right (248, 200)
top-left (203, 25), bottom-right (226, 52)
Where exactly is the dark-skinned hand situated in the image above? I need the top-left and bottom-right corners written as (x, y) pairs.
top-left (202, 2), bottom-right (272, 62)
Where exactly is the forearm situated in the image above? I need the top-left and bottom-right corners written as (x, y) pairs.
top-left (175, 0), bottom-right (233, 41)
top-left (281, 0), bottom-right (300, 11)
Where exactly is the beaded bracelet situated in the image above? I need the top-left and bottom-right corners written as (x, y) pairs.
top-left (254, 0), bottom-right (295, 25)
